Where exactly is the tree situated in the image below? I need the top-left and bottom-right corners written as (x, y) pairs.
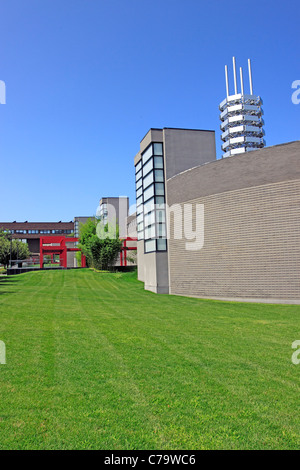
top-left (77, 218), bottom-right (97, 268)
top-left (0, 230), bottom-right (30, 267)
top-left (78, 218), bottom-right (122, 270)
top-left (12, 240), bottom-right (30, 262)
top-left (75, 251), bottom-right (82, 267)
top-left (0, 230), bottom-right (10, 267)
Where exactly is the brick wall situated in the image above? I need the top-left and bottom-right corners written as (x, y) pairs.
top-left (167, 142), bottom-right (300, 303)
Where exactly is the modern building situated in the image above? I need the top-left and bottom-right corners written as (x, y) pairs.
top-left (97, 196), bottom-right (137, 267)
top-left (72, 216), bottom-right (94, 266)
top-left (74, 216), bottom-right (94, 239)
top-left (134, 129), bottom-right (300, 304)
top-left (126, 212), bottom-right (137, 238)
top-left (134, 127), bottom-right (217, 294)
top-left (220, 57), bottom-right (265, 158)
top-left (120, 212), bottom-right (137, 267)
top-left (0, 218), bottom-right (95, 268)
top-left (98, 196), bottom-right (129, 238)
top-left (0, 221), bottom-right (74, 254)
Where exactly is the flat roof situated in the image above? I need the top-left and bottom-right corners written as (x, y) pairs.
top-left (140, 127), bottom-right (215, 143)
top-left (167, 140), bottom-right (300, 182)
top-left (166, 140), bottom-right (300, 204)
top-left (0, 221), bottom-right (74, 225)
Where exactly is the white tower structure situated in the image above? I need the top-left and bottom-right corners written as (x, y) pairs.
top-left (219, 57), bottom-right (265, 158)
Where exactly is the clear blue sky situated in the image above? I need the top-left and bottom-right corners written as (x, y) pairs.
top-left (0, 0), bottom-right (299, 221)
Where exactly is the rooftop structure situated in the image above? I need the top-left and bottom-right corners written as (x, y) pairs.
top-left (219, 57), bottom-right (265, 158)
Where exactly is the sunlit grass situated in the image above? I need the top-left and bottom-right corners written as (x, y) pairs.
top-left (0, 269), bottom-right (299, 449)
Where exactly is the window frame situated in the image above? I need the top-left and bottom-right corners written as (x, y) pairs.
top-left (136, 142), bottom-right (167, 253)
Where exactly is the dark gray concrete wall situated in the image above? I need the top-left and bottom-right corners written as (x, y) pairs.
top-left (163, 128), bottom-right (216, 180)
top-left (27, 238), bottom-right (40, 253)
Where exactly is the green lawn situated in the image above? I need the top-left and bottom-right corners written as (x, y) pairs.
top-left (0, 269), bottom-right (299, 450)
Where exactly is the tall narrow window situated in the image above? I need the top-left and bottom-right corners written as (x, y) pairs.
top-left (136, 142), bottom-right (167, 253)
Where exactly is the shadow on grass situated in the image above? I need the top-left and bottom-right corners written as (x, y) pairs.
top-left (0, 291), bottom-right (16, 295)
top-left (0, 276), bottom-right (21, 283)
top-left (0, 276), bottom-right (21, 294)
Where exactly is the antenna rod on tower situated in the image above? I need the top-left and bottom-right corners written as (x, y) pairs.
top-left (240, 67), bottom-right (244, 96)
top-left (248, 58), bottom-right (253, 95)
top-left (219, 56), bottom-right (265, 158)
top-left (232, 57), bottom-right (237, 94)
top-left (225, 65), bottom-right (229, 98)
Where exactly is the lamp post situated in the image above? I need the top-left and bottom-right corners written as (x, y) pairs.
top-left (8, 234), bottom-right (12, 269)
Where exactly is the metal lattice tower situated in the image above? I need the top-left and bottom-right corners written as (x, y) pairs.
top-left (219, 57), bottom-right (265, 158)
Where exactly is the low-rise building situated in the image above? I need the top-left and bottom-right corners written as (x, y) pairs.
top-left (98, 197), bottom-right (129, 238)
top-left (0, 221), bottom-right (74, 254)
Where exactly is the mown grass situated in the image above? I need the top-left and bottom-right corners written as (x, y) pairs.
top-left (0, 269), bottom-right (299, 449)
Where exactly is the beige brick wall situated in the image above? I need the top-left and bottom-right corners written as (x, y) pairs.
top-left (168, 179), bottom-right (300, 302)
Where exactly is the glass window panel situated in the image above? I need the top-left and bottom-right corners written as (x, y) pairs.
top-left (154, 169), bottom-right (164, 182)
top-left (136, 178), bottom-right (142, 189)
top-left (137, 222), bottom-right (144, 231)
top-left (137, 204), bottom-right (143, 215)
top-left (154, 156), bottom-right (163, 169)
top-left (137, 213), bottom-right (144, 224)
top-left (144, 224), bottom-right (156, 240)
top-left (157, 239), bottom-right (167, 251)
top-left (135, 161), bottom-right (142, 173)
top-left (155, 196), bottom-right (165, 207)
top-left (136, 169), bottom-right (142, 181)
top-left (138, 231), bottom-right (144, 241)
top-left (155, 183), bottom-right (165, 196)
top-left (143, 158), bottom-right (153, 176)
top-left (142, 145), bottom-right (153, 164)
top-left (153, 143), bottom-right (163, 155)
top-left (144, 197), bottom-right (155, 214)
top-left (143, 171), bottom-right (154, 189)
top-left (136, 195), bottom-right (143, 207)
top-left (144, 211), bottom-right (155, 227)
top-left (156, 209), bottom-right (166, 223)
top-left (157, 223), bottom-right (166, 238)
top-left (136, 186), bottom-right (143, 198)
top-left (144, 184), bottom-right (154, 202)
top-left (145, 239), bottom-right (156, 253)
